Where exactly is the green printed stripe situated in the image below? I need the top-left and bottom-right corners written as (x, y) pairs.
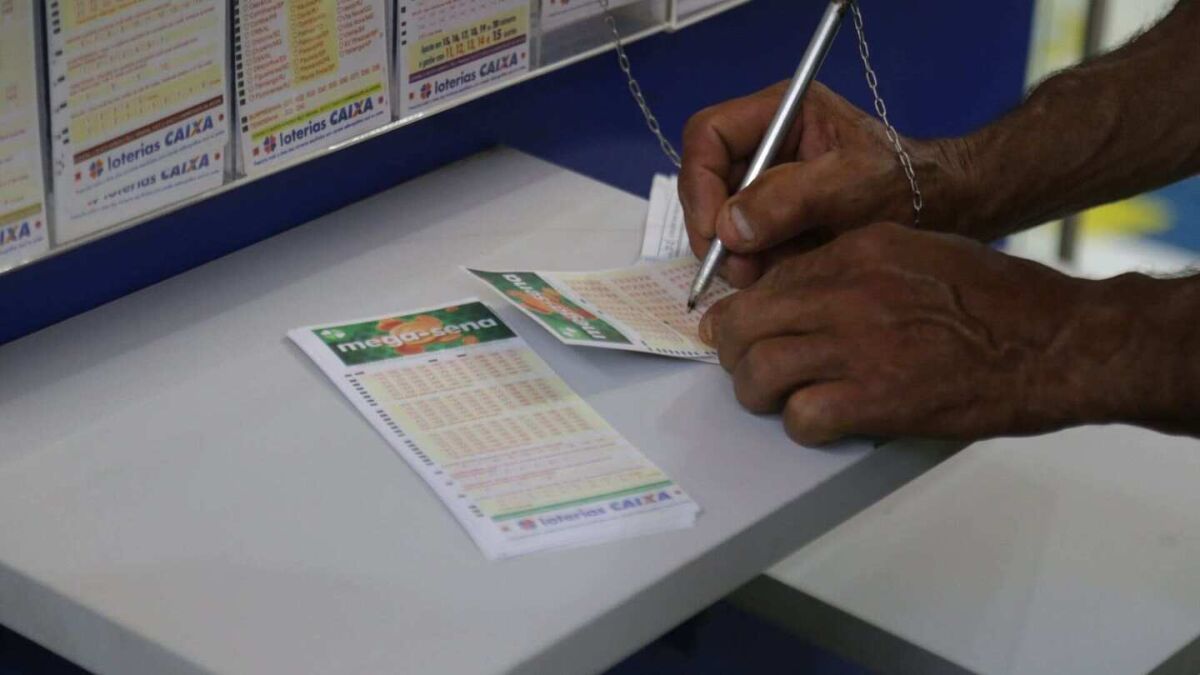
top-left (0, 203), bottom-right (42, 227)
top-left (492, 480), bottom-right (674, 521)
top-left (251, 83), bottom-right (383, 140)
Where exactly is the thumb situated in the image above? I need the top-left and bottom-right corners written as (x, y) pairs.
top-left (714, 152), bottom-right (878, 254)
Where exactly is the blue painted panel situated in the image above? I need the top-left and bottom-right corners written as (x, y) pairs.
top-left (0, 0), bottom-right (1033, 343)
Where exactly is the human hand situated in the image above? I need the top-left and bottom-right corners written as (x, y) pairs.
top-left (679, 81), bottom-right (970, 288)
top-left (697, 223), bottom-right (1133, 444)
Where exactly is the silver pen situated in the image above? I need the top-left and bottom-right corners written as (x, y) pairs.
top-left (686, 0), bottom-right (850, 311)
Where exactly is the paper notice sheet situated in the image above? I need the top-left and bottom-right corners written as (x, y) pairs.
top-left (396, 0), bottom-right (531, 117)
top-left (540, 0), bottom-right (639, 31)
top-left (47, 0), bottom-right (231, 243)
top-left (0, 2), bottom-right (49, 268)
top-left (640, 174), bottom-right (689, 261)
top-left (468, 258), bottom-right (733, 362)
top-left (233, 0), bottom-right (392, 174)
top-left (290, 299), bottom-right (699, 559)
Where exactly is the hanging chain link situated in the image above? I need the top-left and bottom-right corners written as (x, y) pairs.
top-left (597, 0), bottom-right (923, 225)
top-left (848, 1), bottom-right (923, 226)
top-left (598, 0), bottom-right (683, 168)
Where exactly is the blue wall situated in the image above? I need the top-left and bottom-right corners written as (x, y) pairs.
top-left (0, 0), bottom-right (1033, 343)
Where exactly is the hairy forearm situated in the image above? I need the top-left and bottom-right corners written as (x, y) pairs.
top-left (934, 0), bottom-right (1200, 241)
top-left (1042, 272), bottom-right (1200, 435)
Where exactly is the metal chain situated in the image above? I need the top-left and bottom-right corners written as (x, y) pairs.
top-left (598, 0), bottom-right (683, 168)
top-left (597, 0), bottom-right (923, 226)
top-left (849, 1), bottom-right (924, 226)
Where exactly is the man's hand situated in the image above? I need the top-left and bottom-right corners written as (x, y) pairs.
top-left (697, 223), bottom-right (1200, 444)
top-left (679, 81), bottom-right (969, 288)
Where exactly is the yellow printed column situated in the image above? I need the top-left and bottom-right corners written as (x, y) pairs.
top-left (288, 0), bottom-right (339, 83)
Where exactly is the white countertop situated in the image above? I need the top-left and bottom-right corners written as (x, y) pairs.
top-left (772, 425), bottom-right (1200, 675)
top-left (0, 148), bottom-right (952, 675)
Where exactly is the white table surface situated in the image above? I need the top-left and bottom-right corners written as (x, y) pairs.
top-left (771, 425), bottom-right (1200, 675)
top-left (0, 148), bottom-right (954, 675)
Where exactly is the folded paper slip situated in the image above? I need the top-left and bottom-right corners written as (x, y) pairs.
top-left (289, 299), bottom-right (699, 559)
top-left (640, 174), bottom-right (689, 262)
top-left (467, 258), bottom-right (733, 362)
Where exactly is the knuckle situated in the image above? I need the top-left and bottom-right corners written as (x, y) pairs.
top-left (837, 223), bottom-right (893, 261)
top-left (716, 297), bottom-right (748, 343)
top-left (682, 105), bottom-right (721, 141)
top-left (782, 393), bottom-right (843, 446)
top-left (735, 343), bottom-right (779, 405)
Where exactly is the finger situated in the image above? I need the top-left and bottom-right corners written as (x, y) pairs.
top-left (713, 153), bottom-right (841, 254)
top-left (698, 292), bottom-right (734, 347)
top-left (680, 84), bottom-right (793, 247)
top-left (720, 253), bottom-right (766, 289)
top-left (712, 288), bottom-right (837, 372)
top-left (782, 382), bottom-right (863, 446)
top-left (732, 335), bottom-right (847, 413)
top-left (685, 237), bottom-right (766, 290)
top-left (715, 151), bottom-right (907, 255)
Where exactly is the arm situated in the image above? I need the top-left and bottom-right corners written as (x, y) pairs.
top-left (680, 0), bottom-right (1200, 280)
top-left (948, 0), bottom-right (1200, 240)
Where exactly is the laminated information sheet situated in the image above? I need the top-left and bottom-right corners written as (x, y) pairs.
top-left (233, 0), bottom-right (392, 175)
top-left (467, 258), bottom-right (733, 362)
top-left (47, 0), bottom-right (231, 243)
top-left (540, 0), bottom-right (639, 31)
top-left (675, 0), bottom-right (733, 17)
top-left (0, 2), bottom-right (49, 268)
top-left (395, 0), bottom-right (530, 117)
top-left (290, 299), bottom-right (699, 559)
top-left (640, 173), bottom-right (688, 261)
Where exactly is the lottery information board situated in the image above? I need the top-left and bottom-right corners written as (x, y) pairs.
top-left (0, 2), bottom-right (50, 268)
top-left (395, 0), bottom-right (531, 117)
top-left (290, 299), bottom-right (699, 559)
top-left (46, 0), bottom-right (231, 243)
top-left (233, 0), bottom-right (392, 175)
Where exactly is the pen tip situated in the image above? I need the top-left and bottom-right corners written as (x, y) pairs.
top-left (686, 299), bottom-right (696, 313)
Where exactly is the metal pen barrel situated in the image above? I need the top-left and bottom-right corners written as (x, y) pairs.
top-left (687, 0), bottom-right (849, 310)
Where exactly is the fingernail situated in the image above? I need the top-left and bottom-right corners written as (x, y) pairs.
top-left (731, 205), bottom-right (754, 243)
top-left (699, 312), bottom-right (715, 345)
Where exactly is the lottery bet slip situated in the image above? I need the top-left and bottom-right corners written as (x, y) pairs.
top-left (467, 258), bottom-right (733, 362)
top-left (290, 299), bottom-right (699, 559)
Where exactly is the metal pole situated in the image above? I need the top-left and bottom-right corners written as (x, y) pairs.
top-left (1058, 0), bottom-right (1108, 263)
